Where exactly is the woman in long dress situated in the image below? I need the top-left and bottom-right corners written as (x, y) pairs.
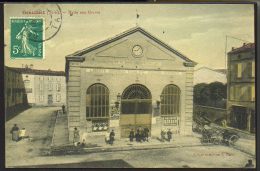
top-left (10, 124), bottom-right (20, 141)
top-left (16, 21), bottom-right (37, 56)
top-left (73, 127), bottom-right (80, 145)
top-left (105, 129), bottom-right (110, 144)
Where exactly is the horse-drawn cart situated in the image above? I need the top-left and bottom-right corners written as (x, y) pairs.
top-left (201, 125), bottom-right (240, 146)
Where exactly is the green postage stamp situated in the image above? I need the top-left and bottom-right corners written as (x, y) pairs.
top-left (10, 18), bottom-right (44, 59)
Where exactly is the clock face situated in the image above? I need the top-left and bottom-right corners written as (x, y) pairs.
top-left (132, 45), bottom-right (143, 57)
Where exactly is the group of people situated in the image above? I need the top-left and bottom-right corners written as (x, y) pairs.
top-left (73, 127), bottom-right (116, 146)
top-left (161, 129), bottom-right (173, 142)
top-left (73, 126), bottom-right (174, 148)
top-left (10, 124), bottom-right (29, 142)
top-left (129, 127), bottom-right (149, 143)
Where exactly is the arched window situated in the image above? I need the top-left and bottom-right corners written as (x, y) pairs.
top-left (121, 84), bottom-right (152, 114)
top-left (161, 84), bottom-right (180, 116)
top-left (86, 83), bottom-right (109, 118)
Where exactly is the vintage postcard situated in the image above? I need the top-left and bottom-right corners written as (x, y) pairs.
top-left (4, 3), bottom-right (256, 168)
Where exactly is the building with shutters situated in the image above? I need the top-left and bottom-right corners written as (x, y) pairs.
top-left (65, 27), bottom-right (197, 142)
top-left (5, 65), bottom-right (66, 108)
top-left (227, 43), bottom-right (255, 133)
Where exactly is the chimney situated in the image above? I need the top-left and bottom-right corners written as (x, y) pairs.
top-left (243, 43), bottom-right (246, 46)
top-left (29, 64), bottom-right (33, 69)
top-left (22, 64), bottom-right (24, 68)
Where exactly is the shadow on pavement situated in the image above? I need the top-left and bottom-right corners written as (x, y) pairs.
top-left (15, 159), bottom-right (134, 168)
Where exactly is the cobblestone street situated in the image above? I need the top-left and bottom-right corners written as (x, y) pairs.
top-left (5, 107), bottom-right (256, 168)
top-left (5, 107), bottom-right (59, 167)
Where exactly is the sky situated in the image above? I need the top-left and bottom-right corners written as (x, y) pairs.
top-left (4, 3), bottom-right (255, 71)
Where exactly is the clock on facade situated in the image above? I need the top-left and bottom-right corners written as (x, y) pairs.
top-left (132, 45), bottom-right (143, 57)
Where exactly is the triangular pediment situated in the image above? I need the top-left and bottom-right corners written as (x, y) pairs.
top-left (67, 27), bottom-right (196, 65)
top-left (95, 39), bottom-right (129, 58)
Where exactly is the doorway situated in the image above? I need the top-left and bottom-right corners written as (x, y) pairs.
top-left (232, 106), bottom-right (247, 130)
top-left (48, 95), bottom-right (53, 105)
top-left (120, 84), bottom-right (152, 138)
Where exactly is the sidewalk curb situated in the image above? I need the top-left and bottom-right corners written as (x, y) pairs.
top-left (48, 141), bottom-right (255, 158)
top-left (82, 143), bottom-right (211, 154)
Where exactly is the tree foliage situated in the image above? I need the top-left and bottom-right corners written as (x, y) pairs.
top-left (194, 82), bottom-right (227, 108)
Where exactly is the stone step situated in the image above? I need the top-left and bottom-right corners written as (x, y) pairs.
top-left (51, 112), bottom-right (69, 146)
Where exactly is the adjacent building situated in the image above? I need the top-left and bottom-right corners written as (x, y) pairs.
top-left (5, 65), bottom-right (66, 110)
top-left (227, 43), bottom-right (255, 133)
top-left (5, 66), bottom-right (29, 117)
top-left (193, 67), bottom-right (227, 85)
top-left (65, 27), bottom-right (197, 142)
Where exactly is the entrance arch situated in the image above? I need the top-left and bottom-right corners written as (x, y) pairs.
top-left (120, 84), bottom-right (152, 138)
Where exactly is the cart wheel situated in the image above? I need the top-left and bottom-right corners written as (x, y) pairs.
top-left (229, 135), bottom-right (239, 145)
top-left (205, 135), bottom-right (210, 143)
top-left (201, 134), bottom-right (209, 144)
top-left (213, 138), bottom-right (221, 145)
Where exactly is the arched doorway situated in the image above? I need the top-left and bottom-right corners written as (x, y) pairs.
top-left (120, 84), bottom-right (152, 138)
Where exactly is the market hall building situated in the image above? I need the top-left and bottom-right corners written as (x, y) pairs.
top-left (65, 27), bottom-right (197, 142)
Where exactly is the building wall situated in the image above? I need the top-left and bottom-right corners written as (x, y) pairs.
top-left (33, 75), bottom-right (66, 106)
top-left (5, 66), bottom-right (66, 108)
top-left (67, 65), bottom-right (194, 141)
top-left (20, 73), bottom-right (66, 106)
top-left (227, 47), bottom-right (255, 133)
top-left (66, 30), bottom-right (195, 142)
top-left (4, 67), bottom-right (29, 118)
top-left (21, 74), bottom-right (35, 104)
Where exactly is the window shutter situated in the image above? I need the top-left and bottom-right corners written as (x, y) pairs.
top-left (237, 63), bottom-right (242, 78)
top-left (252, 61), bottom-right (255, 77)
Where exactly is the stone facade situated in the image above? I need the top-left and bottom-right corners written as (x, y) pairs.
top-left (227, 43), bottom-right (255, 133)
top-left (65, 27), bottom-right (196, 142)
top-left (5, 66), bottom-right (66, 107)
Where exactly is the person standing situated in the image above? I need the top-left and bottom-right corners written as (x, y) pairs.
top-left (244, 159), bottom-right (254, 168)
top-left (129, 129), bottom-right (135, 142)
top-left (161, 129), bottom-right (166, 142)
top-left (135, 128), bottom-right (140, 142)
top-left (62, 105), bottom-right (66, 114)
top-left (10, 124), bottom-right (20, 142)
top-left (167, 129), bottom-right (173, 142)
top-left (109, 130), bottom-right (115, 145)
top-left (73, 127), bottom-right (80, 146)
top-left (105, 130), bottom-right (110, 144)
top-left (144, 127), bottom-right (149, 142)
top-left (139, 128), bottom-right (144, 142)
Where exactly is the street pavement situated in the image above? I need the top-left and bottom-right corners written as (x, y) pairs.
top-left (5, 107), bottom-right (256, 168)
top-left (12, 146), bottom-right (255, 168)
top-left (5, 107), bottom-right (60, 167)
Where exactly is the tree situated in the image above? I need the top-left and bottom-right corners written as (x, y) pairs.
top-left (194, 83), bottom-right (209, 105)
top-left (208, 82), bottom-right (226, 106)
top-left (194, 82), bottom-right (227, 108)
